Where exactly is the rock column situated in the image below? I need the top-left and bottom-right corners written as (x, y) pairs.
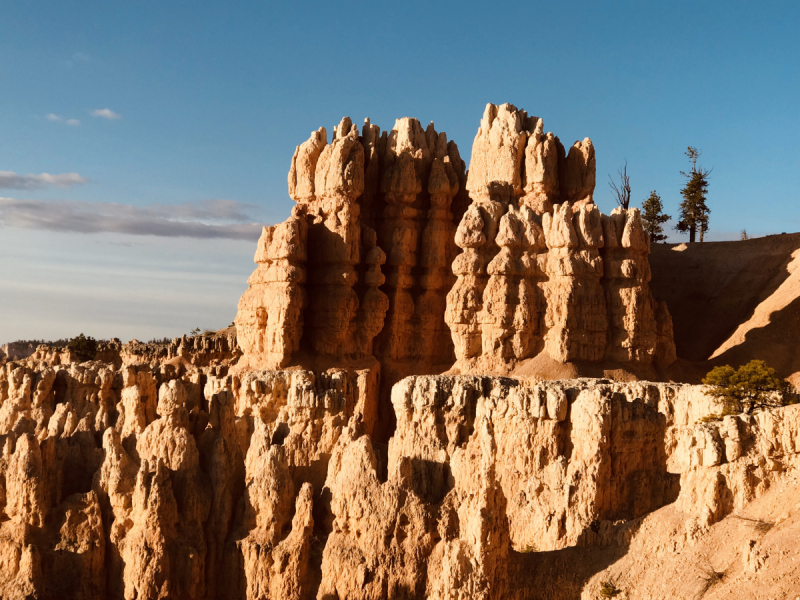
top-left (446, 103), bottom-right (564, 370)
top-left (542, 203), bottom-right (608, 362)
top-left (377, 118), bottom-right (462, 366)
top-left (234, 216), bottom-right (307, 369)
top-left (601, 207), bottom-right (678, 365)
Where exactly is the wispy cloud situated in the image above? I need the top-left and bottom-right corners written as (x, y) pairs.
top-left (64, 52), bottom-right (92, 68)
top-left (90, 108), bottom-right (121, 120)
top-left (45, 113), bottom-right (81, 126)
top-left (0, 171), bottom-right (88, 190)
top-left (0, 198), bottom-right (263, 240)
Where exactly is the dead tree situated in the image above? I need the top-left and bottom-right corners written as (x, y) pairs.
top-left (609, 161), bottom-right (631, 209)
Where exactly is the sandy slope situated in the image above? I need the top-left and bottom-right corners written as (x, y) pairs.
top-left (582, 476), bottom-right (800, 600)
top-left (650, 233), bottom-right (800, 383)
top-left (510, 475), bottom-right (800, 599)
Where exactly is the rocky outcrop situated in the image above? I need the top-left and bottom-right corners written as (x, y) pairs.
top-left (0, 341), bottom-right (38, 363)
top-left (601, 207), bottom-right (676, 365)
top-left (0, 354), bottom-right (380, 600)
top-left (20, 331), bottom-right (241, 371)
top-left (8, 102), bottom-right (796, 600)
top-left (236, 115), bottom-right (467, 376)
top-left (236, 217), bottom-right (308, 368)
top-left (234, 102), bottom-right (675, 383)
top-left (445, 103), bottom-right (674, 373)
top-left (237, 118), bottom-right (387, 366)
top-left (1, 348), bottom-right (797, 599)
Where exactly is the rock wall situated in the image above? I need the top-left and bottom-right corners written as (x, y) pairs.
top-left (4, 348), bottom-right (795, 600)
top-left (236, 116), bottom-right (467, 376)
top-left (0, 356), bottom-right (378, 600)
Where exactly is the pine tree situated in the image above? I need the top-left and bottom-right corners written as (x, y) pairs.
top-left (67, 333), bottom-right (98, 362)
top-left (703, 360), bottom-right (794, 416)
top-left (675, 146), bottom-right (711, 242)
top-left (641, 190), bottom-right (671, 243)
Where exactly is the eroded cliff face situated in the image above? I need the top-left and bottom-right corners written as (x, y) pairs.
top-left (445, 103), bottom-right (675, 373)
top-left (236, 116), bottom-right (465, 376)
top-left (235, 103), bottom-right (676, 390)
top-left (1, 353), bottom-right (797, 599)
top-left (3, 103), bottom-right (797, 600)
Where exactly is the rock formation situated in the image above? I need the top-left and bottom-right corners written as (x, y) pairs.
top-left (236, 115), bottom-right (467, 381)
top-left (4, 102), bottom-right (798, 600)
top-left (541, 201), bottom-right (607, 362)
top-left (445, 102), bottom-right (675, 373)
top-left (2, 348), bottom-right (797, 599)
top-left (234, 103), bottom-right (676, 383)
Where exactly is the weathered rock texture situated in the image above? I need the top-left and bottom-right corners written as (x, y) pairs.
top-left (6, 104), bottom-right (798, 600)
top-left (236, 102), bottom-right (675, 388)
top-left (445, 103), bottom-right (675, 373)
top-left (0, 354), bottom-right (380, 600)
top-left (22, 331), bottom-right (241, 371)
top-left (4, 335), bottom-right (799, 600)
top-left (236, 116), bottom-right (467, 378)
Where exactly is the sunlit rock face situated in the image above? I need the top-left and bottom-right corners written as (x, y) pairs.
top-left (445, 103), bottom-right (675, 373)
top-left (3, 352), bottom-right (797, 600)
top-left (236, 103), bottom-right (675, 381)
top-left (17, 104), bottom-right (788, 600)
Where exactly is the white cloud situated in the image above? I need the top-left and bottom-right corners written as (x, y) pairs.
top-left (0, 197), bottom-right (263, 240)
top-left (90, 108), bottom-right (121, 120)
top-left (46, 114), bottom-right (80, 126)
top-left (0, 171), bottom-right (88, 190)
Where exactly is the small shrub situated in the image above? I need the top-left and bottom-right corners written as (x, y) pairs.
top-left (67, 333), bottom-right (98, 362)
top-left (699, 413), bottom-right (722, 423)
top-left (696, 564), bottom-right (724, 596)
top-left (599, 580), bottom-right (621, 598)
top-left (730, 515), bottom-right (774, 534)
top-left (703, 360), bottom-right (793, 416)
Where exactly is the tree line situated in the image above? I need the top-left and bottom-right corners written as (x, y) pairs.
top-left (609, 146), bottom-right (711, 243)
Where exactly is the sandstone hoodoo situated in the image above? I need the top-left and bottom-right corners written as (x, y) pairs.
top-left (445, 103), bottom-right (675, 373)
top-left (1, 103), bottom-right (798, 600)
top-left (236, 103), bottom-right (676, 380)
top-left (236, 115), bottom-right (466, 373)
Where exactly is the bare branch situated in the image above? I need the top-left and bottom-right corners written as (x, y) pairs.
top-left (608, 161), bottom-right (631, 209)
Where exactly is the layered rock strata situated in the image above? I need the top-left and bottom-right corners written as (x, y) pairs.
top-left (236, 116), bottom-right (467, 375)
top-left (235, 103), bottom-right (676, 379)
top-left (2, 351), bottom-right (797, 600)
top-left (445, 102), bottom-right (675, 372)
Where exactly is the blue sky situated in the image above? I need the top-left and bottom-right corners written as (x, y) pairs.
top-left (1, 1), bottom-right (798, 343)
